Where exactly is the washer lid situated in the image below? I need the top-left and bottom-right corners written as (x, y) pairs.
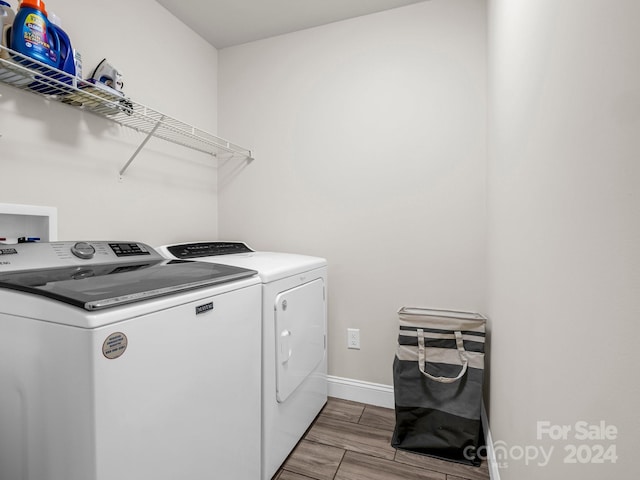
top-left (0, 260), bottom-right (257, 310)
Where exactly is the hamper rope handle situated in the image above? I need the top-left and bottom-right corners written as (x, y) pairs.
top-left (417, 329), bottom-right (468, 383)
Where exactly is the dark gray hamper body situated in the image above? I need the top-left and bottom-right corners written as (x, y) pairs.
top-left (392, 307), bottom-right (487, 466)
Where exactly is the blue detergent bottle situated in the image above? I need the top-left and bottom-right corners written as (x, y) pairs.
top-left (28, 11), bottom-right (73, 94)
top-left (49, 12), bottom-right (78, 79)
top-left (11, 0), bottom-right (59, 68)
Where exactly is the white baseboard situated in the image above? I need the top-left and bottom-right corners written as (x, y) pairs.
top-left (327, 375), bottom-right (500, 478)
top-left (327, 375), bottom-right (395, 409)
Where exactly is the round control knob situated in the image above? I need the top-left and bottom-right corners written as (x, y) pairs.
top-left (71, 242), bottom-right (96, 260)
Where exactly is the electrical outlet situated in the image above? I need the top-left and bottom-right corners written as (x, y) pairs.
top-left (347, 328), bottom-right (360, 350)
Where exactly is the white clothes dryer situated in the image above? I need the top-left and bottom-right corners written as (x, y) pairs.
top-left (157, 242), bottom-right (328, 480)
top-left (0, 241), bottom-right (262, 480)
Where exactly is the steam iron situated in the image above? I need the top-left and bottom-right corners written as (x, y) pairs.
top-left (74, 58), bottom-right (133, 115)
top-left (89, 58), bottom-right (124, 92)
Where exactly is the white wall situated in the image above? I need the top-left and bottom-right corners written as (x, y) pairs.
top-left (488, 0), bottom-right (640, 478)
top-left (0, 0), bottom-right (219, 244)
top-left (218, 0), bottom-right (487, 386)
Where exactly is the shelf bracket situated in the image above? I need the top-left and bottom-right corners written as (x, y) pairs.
top-left (119, 116), bottom-right (165, 178)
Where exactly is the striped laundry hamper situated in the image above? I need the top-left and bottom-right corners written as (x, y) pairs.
top-left (392, 307), bottom-right (487, 465)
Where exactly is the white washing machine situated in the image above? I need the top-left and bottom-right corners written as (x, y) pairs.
top-left (0, 241), bottom-right (262, 480)
top-left (157, 242), bottom-right (328, 480)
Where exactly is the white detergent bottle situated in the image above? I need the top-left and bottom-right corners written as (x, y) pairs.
top-left (0, 0), bottom-right (15, 60)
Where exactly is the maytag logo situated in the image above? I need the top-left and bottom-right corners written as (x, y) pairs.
top-left (195, 302), bottom-right (214, 315)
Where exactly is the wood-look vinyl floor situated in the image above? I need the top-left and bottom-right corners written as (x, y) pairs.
top-left (273, 397), bottom-right (490, 480)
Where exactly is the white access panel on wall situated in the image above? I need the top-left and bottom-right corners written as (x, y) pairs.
top-left (0, 203), bottom-right (58, 242)
top-left (275, 278), bottom-right (326, 403)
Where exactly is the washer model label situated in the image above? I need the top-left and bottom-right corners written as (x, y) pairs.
top-left (195, 302), bottom-right (214, 315)
top-left (103, 332), bottom-right (128, 359)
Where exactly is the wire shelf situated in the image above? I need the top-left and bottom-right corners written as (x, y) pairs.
top-left (0, 45), bottom-right (253, 174)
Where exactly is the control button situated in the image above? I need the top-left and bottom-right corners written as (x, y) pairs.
top-left (71, 242), bottom-right (96, 260)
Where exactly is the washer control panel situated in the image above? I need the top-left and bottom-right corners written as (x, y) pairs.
top-left (108, 242), bottom-right (151, 257)
top-left (0, 241), bottom-right (161, 272)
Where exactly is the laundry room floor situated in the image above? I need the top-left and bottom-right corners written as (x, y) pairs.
top-left (273, 397), bottom-right (490, 480)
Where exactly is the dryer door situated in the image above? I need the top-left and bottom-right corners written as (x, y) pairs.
top-left (275, 278), bottom-right (325, 403)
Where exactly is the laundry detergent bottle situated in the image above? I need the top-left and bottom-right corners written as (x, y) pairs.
top-left (48, 12), bottom-right (79, 79)
top-left (0, 0), bottom-right (15, 59)
top-left (11, 0), bottom-right (59, 67)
